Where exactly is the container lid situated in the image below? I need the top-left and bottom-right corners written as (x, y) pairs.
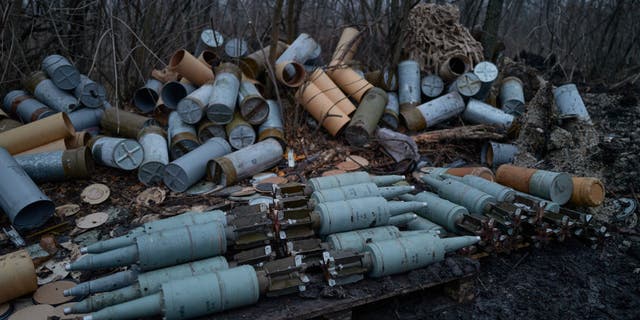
top-left (81, 184), bottom-right (110, 204)
top-left (224, 38), bottom-right (248, 58)
top-left (185, 181), bottom-right (221, 195)
top-left (473, 61), bottom-right (499, 82)
top-left (455, 73), bottom-right (482, 97)
top-left (136, 187), bottom-right (166, 206)
top-left (228, 125), bottom-right (256, 150)
top-left (7, 304), bottom-right (54, 320)
top-left (201, 29), bottom-right (224, 48)
top-left (32, 280), bottom-right (76, 305)
top-left (421, 75), bottom-right (444, 97)
top-left (138, 161), bottom-right (166, 186)
top-left (55, 204), bottom-right (80, 218)
top-left (177, 99), bottom-right (204, 124)
top-left (76, 212), bottom-right (109, 229)
top-left (112, 140), bottom-right (144, 170)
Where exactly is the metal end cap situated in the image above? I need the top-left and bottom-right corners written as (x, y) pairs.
top-left (63, 307), bottom-right (72, 314)
top-left (63, 289), bottom-right (71, 297)
top-left (80, 247), bottom-right (88, 254)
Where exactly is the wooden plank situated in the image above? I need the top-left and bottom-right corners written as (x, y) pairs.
top-left (206, 256), bottom-right (479, 320)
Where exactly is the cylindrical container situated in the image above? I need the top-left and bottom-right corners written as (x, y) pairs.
top-left (481, 141), bottom-right (518, 168)
top-left (310, 69), bottom-right (356, 116)
top-left (276, 33), bottom-right (320, 67)
top-left (380, 92), bottom-right (400, 129)
top-left (0, 147), bottom-right (54, 229)
top-left (237, 80), bottom-right (269, 125)
top-left (307, 172), bottom-right (405, 192)
top-left (258, 100), bottom-right (285, 144)
top-left (388, 212), bottom-right (418, 227)
top-left (15, 138), bottom-right (71, 155)
top-left (451, 72), bottom-right (482, 97)
top-left (169, 49), bottom-right (215, 86)
top-left (325, 67), bottom-right (373, 103)
top-left (455, 175), bottom-right (516, 202)
top-left (160, 80), bottom-right (196, 110)
top-left (67, 131), bottom-right (90, 148)
top-left (133, 79), bottom-right (163, 113)
top-left (225, 112), bottom-right (256, 150)
top-left (421, 74), bottom-right (444, 98)
top-left (161, 266), bottom-right (259, 320)
top-left (331, 27), bottom-right (361, 64)
top-left (327, 226), bottom-right (401, 251)
top-left (473, 61), bottom-right (498, 100)
top-left (427, 166), bottom-right (495, 182)
top-left (23, 71), bottom-right (79, 113)
top-left (3, 90), bottom-right (55, 123)
top-left (100, 107), bottom-right (157, 139)
top-left (208, 138), bottom-right (282, 186)
top-left (0, 250), bottom-right (38, 304)
top-left (365, 68), bottom-right (398, 91)
top-left (499, 77), bottom-right (525, 115)
top-left (75, 75), bottom-right (107, 108)
top-left (344, 88), bottom-right (388, 147)
top-left (0, 112), bottom-right (74, 155)
top-left (314, 197), bottom-right (392, 235)
top-left (67, 107), bottom-right (105, 131)
top-left (197, 121), bottom-right (227, 143)
top-left (398, 191), bottom-right (466, 233)
top-left (405, 216), bottom-right (446, 234)
top-left (275, 61), bottom-right (307, 87)
top-left (462, 99), bottom-right (514, 130)
top-left (206, 63), bottom-right (242, 125)
top-left (403, 91), bottom-right (465, 131)
top-left (177, 83), bottom-right (214, 124)
top-left (309, 183), bottom-right (413, 206)
top-left (14, 147), bottom-right (94, 182)
top-left (42, 54), bottom-right (81, 90)
top-left (224, 38), bottom-right (249, 58)
top-left (553, 84), bottom-right (592, 123)
top-left (138, 126), bottom-right (169, 186)
top-left (240, 41), bottom-right (289, 78)
top-left (197, 50), bottom-right (221, 68)
top-left (163, 137), bottom-right (232, 192)
top-left (439, 54), bottom-right (471, 81)
top-left (495, 165), bottom-right (574, 205)
top-left (296, 82), bottom-right (350, 136)
top-left (397, 60), bottom-right (421, 109)
top-left (194, 29), bottom-right (224, 56)
top-left (168, 111), bottom-right (200, 159)
top-left (570, 177), bottom-right (605, 207)
top-left (421, 175), bottom-right (496, 215)
top-left (90, 136), bottom-right (144, 170)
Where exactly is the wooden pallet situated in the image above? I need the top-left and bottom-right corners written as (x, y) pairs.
top-left (209, 256), bottom-right (479, 320)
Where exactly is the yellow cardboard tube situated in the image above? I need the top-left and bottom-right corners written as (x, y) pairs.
top-left (0, 112), bottom-right (75, 155)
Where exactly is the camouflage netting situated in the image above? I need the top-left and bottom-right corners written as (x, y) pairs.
top-left (403, 4), bottom-right (484, 74)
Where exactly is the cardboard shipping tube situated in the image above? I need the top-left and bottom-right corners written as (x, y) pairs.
top-left (275, 61), bottom-right (306, 87)
top-left (296, 82), bottom-right (350, 136)
top-left (495, 164), bottom-right (538, 194)
top-left (325, 65), bottom-right (373, 103)
top-left (16, 138), bottom-right (71, 156)
top-left (310, 69), bottom-right (356, 115)
top-left (445, 167), bottom-right (495, 182)
top-left (240, 41), bottom-right (289, 79)
top-left (570, 177), bottom-right (605, 207)
top-left (197, 50), bottom-right (220, 69)
top-left (331, 27), bottom-right (361, 64)
top-left (169, 49), bottom-right (215, 86)
top-left (0, 112), bottom-right (74, 155)
top-left (0, 250), bottom-right (37, 304)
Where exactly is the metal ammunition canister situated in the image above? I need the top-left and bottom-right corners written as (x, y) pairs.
top-left (421, 175), bottom-right (497, 215)
top-left (380, 92), bottom-right (400, 129)
top-left (68, 107), bottom-right (105, 131)
top-left (3, 90), bottom-right (55, 123)
top-left (194, 29), bottom-right (224, 56)
top-left (23, 71), bottom-right (79, 113)
top-left (89, 136), bottom-right (143, 170)
top-left (553, 84), bottom-right (592, 123)
top-left (15, 147), bottom-right (94, 182)
top-left (481, 141), bottom-right (518, 168)
top-left (197, 120), bottom-right (227, 143)
top-left (473, 61), bottom-right (499, 101)
top-left (160, 80), bottom-right (195, 109)
top-left (225, 112), bottom-right (256, 150)
top-left (42, 54), bottom-right (81, 90)
top-left (100, 107), bottom-right (157, 139)
top-left (206, 63), bottom-right (242, 125)
top-left (137, 126), bottom-right (169, 186)
top-left (224, 38), bottom-right (249, 58)
top-left (258, 100), bottom-right (285, 144)
top-left (451, 72), bottom-right (482, 97)
top-left (163, 137), bottom-right (231, 192)
top-left (177, 83), bottom-right (214, 124)
top-left (344, 87), bottom-right (388, 147)
top-left (397, 60), bottom-right (422, 109)
top-left (421, 74), bottom-right (444, 98)
top-left (75, 75), bottom-right (107, 108)
top-left (495, 165), bottom-right (574, 205)
top-left (462, 99), bottom-right (514, 130)
top-left (133, 79), bottom-right (163, 113)
top-left (365, 68), bottom-right (398, 91)
top-left (208, 138), bottom-right (282, 186)
top-left (402, 91), bottom-right (466, 131)
top-left (499, 77), bottom-right (525, 115)
top-left (569, 177), bottom-right (605, 207)
top-left (168, 111), bottom-right (200, 159)
top-left (237, 80), bottom-right (269, 125)
top-left (399, 191), bottom-right (467, 232)
top-left (439, 54), bottom-right (471, 81)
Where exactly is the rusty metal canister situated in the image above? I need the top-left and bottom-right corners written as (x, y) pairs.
top-left (3, 90), bottom-right (55, 123)
top-left (0, 250), bottom-right (38, 304)
top-left (197, 121), bottom-right (227, 143)
top-left (100, 107), bottom-right (157, 139)
top-left (570, 177), bottom-right (605, 207)
top-left (89, 136), bottom-right (144, 170)
top-left (134, 79), bottom-right (163, 113)
top-left (499, 77), bottom-right (525, 115)
top-left (206, 63), bottom-right (242, 125)
top-left (344, 88), bottom-right (388, 147)
top-left (402, 91), bottom-right (465, 131)
top-left (0, 147), bottom-right (55, 230)
top-left (168, 111), bottom-right (200, 160)
top-left (15, 147), bottom-right (94, 182)
top-left (225, 112), bottom-right (256, 150)
top-left (237, 80), bottom-right (269, 125)
top-left (258, 100), bottom-right (285, 144)
top-left (75, 75), bottom-right (107, 108)
top-left (0, 112), bottom-right (75, 155)
top-left (161, 80), bottom-right (196, 110)
top-left (177, 83), bottom-right (214, 124)
top-left (398, 60), bottom-right (421, 109)
top-left (495, 165), bottom-right (573, 205)
top-left (462, 99), bottom-right (514, 130)
top-left (208, 138), bottom-right (283, 186)
top-left (240, 41), bottom-right (288, 78)
top-left (23, 71), bottom-right (79, 113)
top-left (439, 54), bottom-right (471, 82)
top-left (481, 141), bottom-right (518, 168)
top-left (163, 137), bottom-right (232, 192)
top-left (138, 126), bottom-right (169, 186)
top-left (42, 54), bottom-right (81, 90)
top-left (365, 68), bottom-right (398, 91)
